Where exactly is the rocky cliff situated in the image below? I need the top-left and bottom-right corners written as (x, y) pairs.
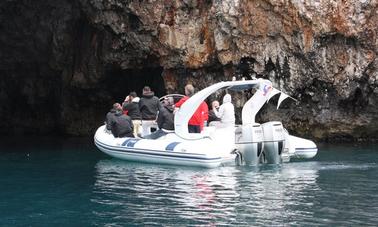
top-left (0, 0), bottom-right (377, 141)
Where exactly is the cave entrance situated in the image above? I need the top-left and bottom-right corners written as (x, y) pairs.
top-left (105, 67), bottom-right (166, 102)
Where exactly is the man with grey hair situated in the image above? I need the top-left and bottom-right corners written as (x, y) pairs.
top-left (175, 84), bottom-right (208, 133)
top-left (184, 84), bottom-right (195, 96)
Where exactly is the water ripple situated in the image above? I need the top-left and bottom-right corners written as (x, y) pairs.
top-left (92, 160), bottom-right (378, 226)
top-left (3, 142), bottom-right (377, 226)
top-left (86, 150), bottom-right (378, 226)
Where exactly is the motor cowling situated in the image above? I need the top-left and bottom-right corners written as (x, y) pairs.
top-left (261, 121), bottom-right (285, 164)
top-left (235, 123), bottom-right (264, 166)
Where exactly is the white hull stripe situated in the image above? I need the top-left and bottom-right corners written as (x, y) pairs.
top-left (295, 148), bottom-right (318, 151)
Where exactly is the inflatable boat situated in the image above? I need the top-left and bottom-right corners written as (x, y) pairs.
top-left (94, 78), bottom-right (318, 168)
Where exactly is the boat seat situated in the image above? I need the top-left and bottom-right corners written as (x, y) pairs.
top-left (202, 126), bottom-right (216, 138)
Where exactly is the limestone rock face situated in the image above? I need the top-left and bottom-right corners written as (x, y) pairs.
top-left (0, 0), bottom-right (377, 141)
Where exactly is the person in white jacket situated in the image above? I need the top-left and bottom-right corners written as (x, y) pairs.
top-left (212, 93), bottom-right (235, 128)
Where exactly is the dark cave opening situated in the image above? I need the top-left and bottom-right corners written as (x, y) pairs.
top-left (128, 13), bottom-right (141, 30)
top-left (338, 87), bottom-right (368, 112)
top-left (236, 57), bottom-right (256, 79)
top-left (264, 58), bottom-right (276, 74)
top-left (104, 66), bottom-right (166, 102)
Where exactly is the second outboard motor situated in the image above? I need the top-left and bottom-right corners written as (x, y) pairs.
top-left (235, 123), bottom-right (264, 166)
top-left (261, 121), bottom-right (285, 164)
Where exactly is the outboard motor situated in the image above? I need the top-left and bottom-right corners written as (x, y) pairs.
top-left (261, 121), bottom-right (285, 164)
top-left (235, 123), bottom-right (264, 166)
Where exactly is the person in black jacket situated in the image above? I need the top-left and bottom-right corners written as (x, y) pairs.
top-left (105, 103), bottom-right (122, 131)
top-left (208, 100), bottom-right (221, 126)
top-left (144, 97), bottom-right (174, 139)
top-left (123, 91), bottom-right (142, 137)
top-left (111, 111), bottom-right (134, 138)
top-left (106, 103), bottom-right (134, 138)
top-left (139, 86), bottom-right (161, 136)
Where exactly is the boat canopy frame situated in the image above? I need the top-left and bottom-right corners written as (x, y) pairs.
top-left (174, 79), bottom-right (293, 140)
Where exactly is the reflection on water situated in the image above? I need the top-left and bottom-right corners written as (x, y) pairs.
top-left (1, 140), bottom-right (378, 226)
top-left (92, 160), bottom-right (321, 226)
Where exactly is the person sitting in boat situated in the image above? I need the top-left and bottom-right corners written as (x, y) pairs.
top-left (144, 97), bottom-right (174, 139)
top-left (139, 86), bottom-right (161, 136)
top-left (122, 91), bottom-right (142, 137)
top-left (208, 100), bottom-right (221, 126)
top-left (175, 84), bottom-right (208, 133)
top-left (109, 105), bottom-right (134, 138)
top-left (105, 103), bottom-right (122, 131)
top-left (212, 94), bottom-right (235, 128)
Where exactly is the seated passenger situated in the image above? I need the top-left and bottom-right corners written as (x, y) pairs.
top-left (208, 100), bottom-right (221, 126)
top-left (144, 97), bottom-right (174, 139)
top-left (212, 94), bottom-right (235, 128)
top-left (108, 103), bottom-right (134, 138)
top-left (105, 103), bottom-right (121, 131)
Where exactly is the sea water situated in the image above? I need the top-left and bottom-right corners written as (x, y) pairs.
top-left (0, 137), bottom-right (377, 226)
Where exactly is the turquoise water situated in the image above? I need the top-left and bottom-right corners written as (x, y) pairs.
top-left (1, 138), bottom-right (378, 226)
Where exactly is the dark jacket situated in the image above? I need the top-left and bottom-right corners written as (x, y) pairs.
top-left (208, 109), bottom-right (221, 125)
top-left (110, 111), bottom-right (134, 138)
top-left (123, 102), bottom-right (141, 120)
top-left (139, 92), bottom-right (161, 120)
top-left (105, 108), bottom-right (118, 131)
top-left (157, 105), bottom-right (174, 130)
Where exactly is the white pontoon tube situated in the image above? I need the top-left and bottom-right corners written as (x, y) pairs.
top-left (94, 78), bottom-right (317, 167)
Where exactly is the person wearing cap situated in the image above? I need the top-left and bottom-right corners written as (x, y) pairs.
top-left (144, 97), bottom-right (175, 139)
top-left (139, 86), bottom-right (161, 136)
top-left (175, 84), bottom-right (208, 133)
top-left (122, 91), bottom-right (142, 137)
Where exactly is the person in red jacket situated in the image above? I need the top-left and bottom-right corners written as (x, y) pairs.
top-left (175, 84), bottom-right (208, 133)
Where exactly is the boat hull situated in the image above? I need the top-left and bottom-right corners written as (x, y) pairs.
top-left (94, 126), bottom-right (235, 168)
top-left (288, 135), bottom-right (318, 159)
